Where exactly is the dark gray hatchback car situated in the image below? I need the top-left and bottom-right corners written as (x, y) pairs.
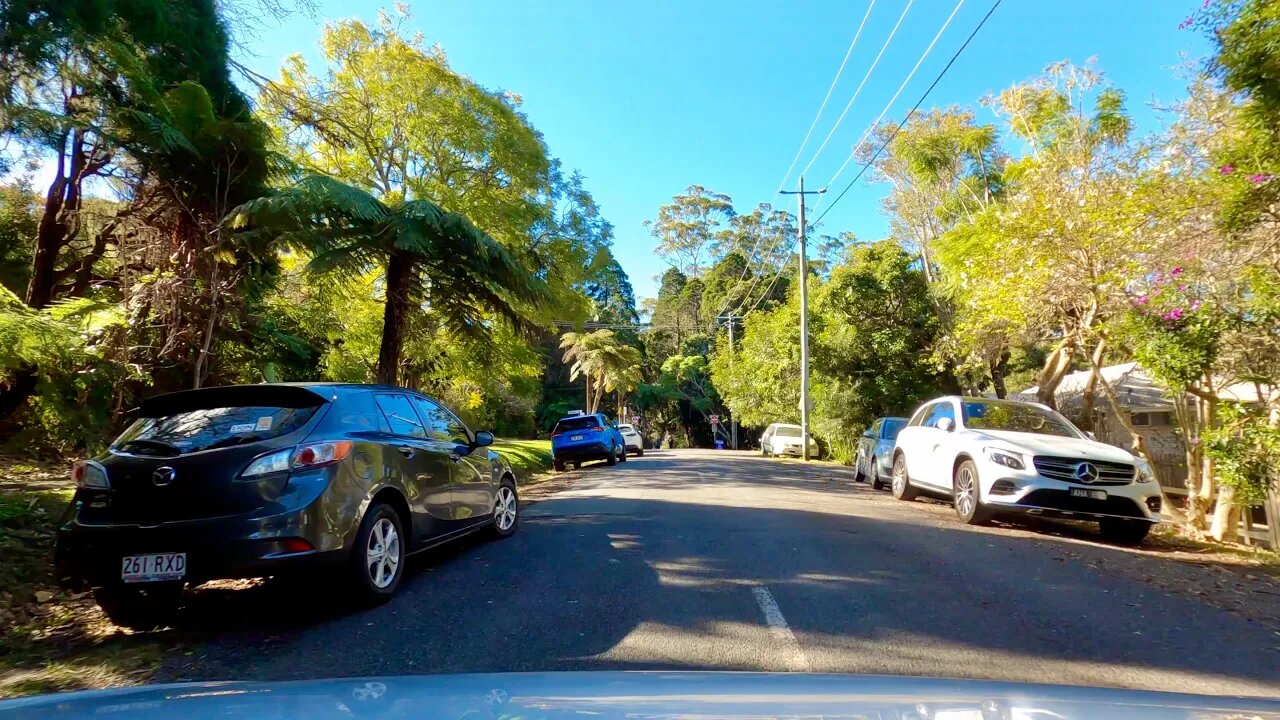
top-left (56, 383), bottom-right (518, 628)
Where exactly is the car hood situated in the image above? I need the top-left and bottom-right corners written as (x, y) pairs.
top-left (967, 430), bottom-right (1136, 463)
top-left (2, 672), bottom-right (1277, 720)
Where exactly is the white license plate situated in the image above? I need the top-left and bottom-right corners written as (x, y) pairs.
top-left (1070, 488), bottom-right (1107, 501)
top-left (570, 434), bottom-right (584, 441)
top-left (121, 553), bottom-right (186, 583)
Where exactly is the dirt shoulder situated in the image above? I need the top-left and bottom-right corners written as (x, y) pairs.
top-left (0, 458), bottom-right (170, 698)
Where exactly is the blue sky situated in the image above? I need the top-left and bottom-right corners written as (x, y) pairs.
top-left (240, 0), bottom-right (1210, 303)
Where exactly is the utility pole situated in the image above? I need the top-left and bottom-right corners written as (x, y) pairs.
top-left (780, 176), bottom-right (825, 461)
top-left (716, 313), bottom-right (739, 449)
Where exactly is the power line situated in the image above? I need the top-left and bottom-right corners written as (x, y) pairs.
top-left (813, 0), bottom-right (970, 211)
top-left (776, 0), bottom-right (879, 193)
top-left (814, 0), bottom-right (1003, 226)
top-left (711, 4), bottom-right (880, 322)
top-left (797, 0), bottom-right (916, 180)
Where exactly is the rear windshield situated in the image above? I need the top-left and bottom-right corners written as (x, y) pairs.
top-left (112, 405), bottom-right (321, 456)
top-left (881, 419), bottom-right (907, 438)
top-left (554, 416), bottom-right (602, 433)
top-left (775, 426), bottom-right (802, 437)
top-left (617, 424), bottom-right (634, 431)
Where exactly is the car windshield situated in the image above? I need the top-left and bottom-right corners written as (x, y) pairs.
top-left (775, 426), bottom-right (803, 437)
top-left (960, 401), bottom-right (1080, 438)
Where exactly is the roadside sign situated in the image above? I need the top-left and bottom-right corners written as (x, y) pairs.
top-left (709, 414), bottom-right (720, 424)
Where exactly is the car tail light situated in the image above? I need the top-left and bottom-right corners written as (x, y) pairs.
top-left (589, 425), bottom-right (604, 432)
top-left (294, 441), bottom-right (352, 468)
top-left (241, 441), bottom-right (353, 479)
top-left (72, 460), bottom-right (109, 489)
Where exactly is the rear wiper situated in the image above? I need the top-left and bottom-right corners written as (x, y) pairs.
top-left (203, 434), bottom-right (268, 451)
top-left (117, 439), bottom-right (183, 456)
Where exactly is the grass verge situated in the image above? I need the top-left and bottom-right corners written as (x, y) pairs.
top-left (493, 439), bottom-right (554, 484)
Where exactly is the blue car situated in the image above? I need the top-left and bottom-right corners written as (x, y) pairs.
top-left (855, 416), bottom-right (907, 490)
top-left (551, 412), bottom-right (627, 471)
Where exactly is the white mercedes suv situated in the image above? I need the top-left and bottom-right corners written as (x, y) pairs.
top-left (891, 396), bottom-right (1161, 545)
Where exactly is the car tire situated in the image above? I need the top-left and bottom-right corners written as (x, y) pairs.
top-left (553, 459), bottom-right (566, 472)
top-left (636, 447), bottom-right (644, 457)
top-left (891, 453), bottom-right (919, 501)
top-left (618, 445), bottom-right (627, 463)
top-left (573, 461), bottom-right (581, 470)
top-left (953, 459), bottom-right (993, 525)
top-left (606, 444), bottom-right (618, 466)
top-left (348, 502), bottom-right (405, 605)
top-left (1099, 518), bottom-right (1152, 546)
top-left (854, 453), bottom-right (866, 482)
top-left (871, 458), bottom-right (886, 490)
top-left (94, 583), bottom-right (182, 631)
top-left (490, 478), bottom-right (519, 538)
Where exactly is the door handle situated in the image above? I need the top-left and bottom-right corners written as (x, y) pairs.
top-left (397, 445), bottom-right (415, 458)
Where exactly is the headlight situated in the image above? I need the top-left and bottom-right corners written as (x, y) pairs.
top-left (984, 448), bottom-right (1025, 470)
top-left (1135, 459), bottom-right (1155, 483)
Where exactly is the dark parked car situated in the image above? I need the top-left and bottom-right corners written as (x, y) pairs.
top-left (549, 412), bottom-right (626, 471)
top-left (55, 383), bottom-right (518, 628)
top-left (854, 416), bottom-right (907, 490)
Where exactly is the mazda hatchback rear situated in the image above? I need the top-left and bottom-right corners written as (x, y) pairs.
top-left (56, 383), bottom-right (518, 628)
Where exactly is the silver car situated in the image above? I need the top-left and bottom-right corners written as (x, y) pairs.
top-left (854, 416), bottom-right (907, 490)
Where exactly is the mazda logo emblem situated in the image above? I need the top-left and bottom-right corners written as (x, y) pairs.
top-left (152, 466), bottom-right (176, 487)
top-left (1074, 462), bottom-right (1098, 483)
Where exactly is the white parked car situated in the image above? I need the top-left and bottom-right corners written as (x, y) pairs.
top-left (891, 396), bottom-right (1161, 545)
top-left (616, 423), bottom-right (644, 456)
top-left (760, 423), bottom-right (818, 458)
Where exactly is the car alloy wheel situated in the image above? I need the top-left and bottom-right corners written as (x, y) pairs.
top-left (494, 485), bottom-right (517, 532)
top-left (955, 467), bottom-right (976, 517)
top-left (953, 459), bottom-right (993, 525)
top-left (366, 517), bottom-right (401, 589)
top-left (891, 454), bottom-right (918, 501)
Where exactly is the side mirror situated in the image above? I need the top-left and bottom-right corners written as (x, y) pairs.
top-left (935, 417), bottom-right (955, 432)
top-left (1085, 430), bottom-right (1097, 441)
top-left (473, 430), bottom-right (494, 447)
top-left (862, 430), bottom-right (875, 439)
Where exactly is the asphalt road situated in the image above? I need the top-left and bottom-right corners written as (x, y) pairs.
top-left (168, 449), bottom-right (1280, 696)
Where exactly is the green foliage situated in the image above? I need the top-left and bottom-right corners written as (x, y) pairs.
top-left (812, 241), bottom-right (950, 461)
top-left (0, 180), bottom-right (36, 295)
top-left (644, 185), bottom-right (735, 276)
top-left (1123, 269), bottom-right (1226, 390)
top-left (1204, 403), bottom-right (1280, 507)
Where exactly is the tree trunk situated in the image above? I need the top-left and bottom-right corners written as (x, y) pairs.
top-left (1210, 484), bottom-right (1240, 542)
top-left (1089, 355), bottom-right (1187, 524)
top-left (28, 141), bottom-right (72, 309)
top-left (376, 250), bottom-right (415, 386)
top-left (1036, 340), bottom-right (1075, 409)
top-left (989, 349), bottom-right (1010, 399)
top-left (1174, 393), bottom-right (1209, 531)
top-left (1077, 338), bottom-right (1106, 432)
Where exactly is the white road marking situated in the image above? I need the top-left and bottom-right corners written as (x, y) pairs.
top-left (751, 585), bottom-right (811, 671)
